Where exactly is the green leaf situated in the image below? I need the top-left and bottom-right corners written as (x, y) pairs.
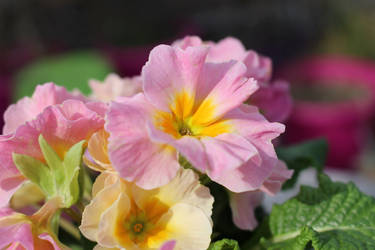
top-left (39, 135), bottom-right (64, 186)
top-left (14, 50), bottom-right (113, 100)
top-left (261, 174), bottom-right (375, 249)
top-left (12, 153), bottom-right (55, 197)
top-left (276, 139), bottom-right (328, 190)
top-left (208, 239), bottom-right (240, 250)
top-left (13, 136), bottom-right (86, 208)
top-left (63, 140), bottom-right (85, 181)
top-left (62, 140), bottom-right (85, 206)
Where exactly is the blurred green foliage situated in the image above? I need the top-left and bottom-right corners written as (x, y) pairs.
top-left (14, 51), bottom-right (113, 100)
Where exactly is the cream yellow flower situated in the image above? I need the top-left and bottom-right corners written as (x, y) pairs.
top-left (79, 169), bottom-right (213, 250)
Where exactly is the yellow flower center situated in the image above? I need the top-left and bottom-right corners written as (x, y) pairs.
top-left (115, 197), bottom-right (171, 248)
top-left (154, 90), bottom-right (232, 138)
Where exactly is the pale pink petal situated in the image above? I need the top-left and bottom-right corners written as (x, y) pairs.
top-left (250, 80), bottom-right (293, 122)
top-left (260, 160), bottom-right (293, 195)
top-left (208, 105), bottom-right (284, 192)
top-left (172, 36), bottom-right (203, 49)
top-left (209, 148), bottom-right (277, 192)
top-left (0, 131), bottom-right (41, 207)
top-left (160, 240), bottom-right (176, 250)
top-left (192, 62), bottom-right (258, 125)
top-left (225, 104), bottom-right (285, 143)
top-left (142, 45), bottom-right (208, 112)
top-left (38, 233), bottom-right (61, 250)
top-left (206, 37), bottom-right (246, 62)
top-left (3, 82), bottom-right (86, 134)
top-left (0, 220), bottom-right (34, 249)
top-left (229, 191), bottom-right (264, 230)
top-left (106, 94), bottom-right (180, 189)
top-left (195, 61), bottom-right (236, 105)
top-left (200, 133), bottom-right (258, 179)
top-left (242, 51), bottom-right (272, 82)
top-left (147, 122), bottom-right (208, 173)
top-left (89, 73), bottom-right (142, 102)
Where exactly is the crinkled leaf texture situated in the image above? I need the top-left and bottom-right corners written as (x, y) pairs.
top-left (276, 139), bottom-right (328, 190)
top-left (13, 134), bottom-right (85, 207)
top-left (208, 238), bottom-right (240, 250)
top-left (261, 174), bottom-right (375, 249)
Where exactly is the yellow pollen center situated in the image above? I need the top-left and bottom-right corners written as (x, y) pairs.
top-left (154, 90), bottom-right (233, 138)
top-left (178, 123), bottom-right (193, 136)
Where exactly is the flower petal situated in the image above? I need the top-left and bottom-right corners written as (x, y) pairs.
top-left (151, 203), bottom-right (212, 250)
top-left (229, 191), bottom-right (264, 230)
top-left (3, 83), bottom-right (86, 135)
top-left (242, 51), bottom-right (272, 82)
top-left (191, 62), bottom-right (258, 126)
top-left (200, 133), bottom-right (259, 179)
top-left (0, 215), bottom-right (33, 250)
top-left (142, 45), bottom-right (208, 113)
top-left (147, 122), bottom-right (208, 173)
top-left (206, 37), bottom-right (246, 62)
top-left (132, 169), bottom-right (214, 219)
top-left (250, 80), bottom-right (292, 122)
top-left (80, 176), bottom-right (125, 241)
top-left (260, 160), bottom-right (293, 195)
top-left (172, 36), bottom-right (203, 50)
top-left (208, 148), bottom-right (277, 193)
top-left (97, 193), bottom-right (131, 248)
top-left (89, 73), bottom-right (142, 102)
top-left (106, 94), bottom-right (179, 189)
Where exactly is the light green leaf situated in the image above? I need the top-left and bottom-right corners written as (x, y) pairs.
top-left (208, 239), bottom-right (240, 250)
top-left (12, 136), bottom-right (86, 208)
top-left (39, 134), bottom-right (64, 186)
top-left (261, 174), bottom-right (375, 249)
top-left (12, 153), bottom-right (55, 197)
top-left (276, 139), bottom-right (328, 190)
top-left (66, 166), bottom-right (81, 207)
top-left (63, 140), bottom-right (85, 181)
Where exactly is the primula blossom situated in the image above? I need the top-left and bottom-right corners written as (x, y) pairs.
top-left (0, 84), bottom-right (105, 206)
top-left (106, 44), bottom-right (285, 192)
top-left (3, 83), bottom-right (86, 135)
top-left (0, 204), bottom-right (62, 249)
top-left (80, 169), bottom-right (213, 250)
top-left (173, 36), bottom-right (292, 122)
top-left (89, 73), bottom-right (142, 102)
top-left (173, 36), bottom-right (294, 230)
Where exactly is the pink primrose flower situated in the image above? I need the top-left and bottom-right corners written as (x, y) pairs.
top-left (0, 90), bottom-right (105, 207)
top-left (106, 44), bottom-right (285, 192)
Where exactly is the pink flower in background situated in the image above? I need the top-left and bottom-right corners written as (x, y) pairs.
top-left (0, 98), bottom-right (105, 207)
top-left (229, 160), bottom-right (293, 230)
top-left (89, 73), bottom-right (142, 102)
top-left (106, 44), bottom-right (284, 192)
top-left (0, 207), bottom-right (61, 250)
top-left (3, 83), bottom-right (87, 135)
top-left (173, 36), bottom-right (292, 122)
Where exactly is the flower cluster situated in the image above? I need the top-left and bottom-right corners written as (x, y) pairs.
top-left (0, 36), bottom-right (292, 249)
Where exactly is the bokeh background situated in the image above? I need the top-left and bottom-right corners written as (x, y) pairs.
top-left (1, 0), bottom-right (375, 190)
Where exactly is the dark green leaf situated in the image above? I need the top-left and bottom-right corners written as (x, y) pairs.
top-left (208, 239), bottom-right (240, 250)
top-left (261, 174), bottom-right (375, 249)
top-left (276, 139), bottom-right (328, 190)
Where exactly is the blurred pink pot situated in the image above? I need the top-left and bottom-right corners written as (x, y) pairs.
top-left (278, 56), bottom-right (375, 169)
